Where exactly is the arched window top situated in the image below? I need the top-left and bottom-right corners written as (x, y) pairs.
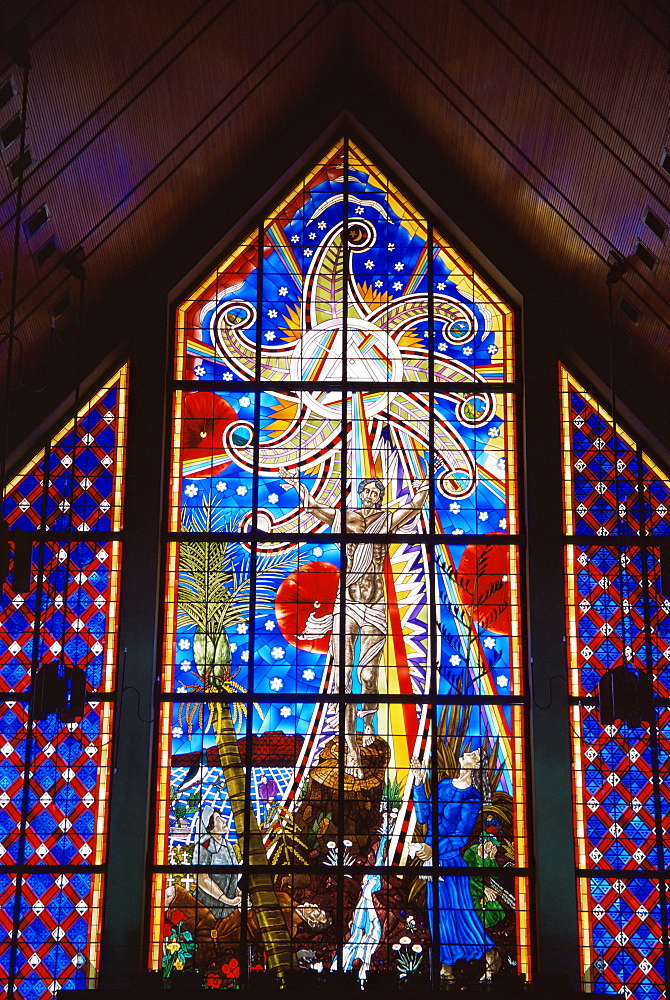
top-left (174, 138), bottom-right (515, 386)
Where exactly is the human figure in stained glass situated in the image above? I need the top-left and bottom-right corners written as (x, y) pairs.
top-left (257, 772), bottom-right (279, 823)
top-left (282, 468), bottom-right (429, 779)
top-left (193, 807), bottom-right (241, 920)
top-left (410, 748), bottom-right (501, 983)
top-left (462, 833), bottom-right (507, 929)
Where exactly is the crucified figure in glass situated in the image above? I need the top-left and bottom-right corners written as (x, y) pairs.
top-left (281, 469), bottom-right (430, 779)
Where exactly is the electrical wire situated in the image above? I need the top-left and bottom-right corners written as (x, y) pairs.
top-left (0, 0), bottom-right (84, 74)
top-left (1, 0), bottom-right (669, 400)
top-left (2, 49), bottom-right (38, 1000)
top-left (613, 0), bottom-right (670, 51)
top-left (0, 1), bottom-right (329, 356)
top-left (0, 0), bottom-right (229, 229)
top-left (472, 0), bottom-right (670, 205)
top-left (0, 55), bottom-right (30, 512)
top-left (4, 0), bottom-right (670, 378)
top-left (358, 0), bottom-right (670, 329)
top-left (531, 672), bottom-right (568, 711)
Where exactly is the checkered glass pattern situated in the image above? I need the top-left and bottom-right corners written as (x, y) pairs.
top-left (641, 459), bottom-right (670, 537)
top-left (0, 872), bottom-right (103, 1000)
top-left (3, 370), bottom-right (127, 533)
top-left (0, 702), bottom-right (110, 867)
top-left (579, 876), bottom-right (666, 1000)
top-left (1, 367), bottom-right (126, 997)
top-left (0, 541), bottom-right (119, 695)
top-left (572, 706), bottom-right (665, 870)
top-left (562, 367), bottom-right (670, 1000)
top-left (44, 388), bottom-right (123, 532)
top-left (569, 546), bottom-right (648, 698)
top-left (566, 387), bottom-right (640, 536)
top-left (2, 457), bottom-right (48, 532)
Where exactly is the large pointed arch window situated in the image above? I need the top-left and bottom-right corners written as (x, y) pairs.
top-left (151, 139), bottom-right (529, 986)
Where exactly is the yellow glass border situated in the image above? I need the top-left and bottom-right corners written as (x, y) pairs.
top-left (92, 701), bottom-right (115, 865)
top-left (174, 230), bottom-right (260, 381)
top-left (508, 546), bottom-right (523, 697)
top-left (87, 871), bottom-right (105, 988)
top-left (504, 392), bottom-right (519, 536)
top-left (162, 541), bottom-right (179, 695)
top-left (348, 140), bottom-right (428, 237)
top-left (168, 395), bottom-right (184, 533)
top-left (101, 539), bottom-right (122, 692)
top-left (511, 703), bottom-right (528, 870)
top-left (350, 140), bottom-right (515, 382)
top-left (642, 450), bottom-right (670, 487)
top-left (570, 703), bottom-right (588, 869)
top-left (148, 871), bottom-right (168, 971)
top-left (516, 874), bottom-right (532, 980)
top-left (576, 877), bottom-right (594, 988)
top-left (564, 544), bottom-right (581, 698)
top-left (111, 363), bottom-right (129, 532)
top-left (560, 364), bottom-right (576, 535)
top-left (273, 139), bottom-right (345, 218)
top-left (153, 702), bottom-right (174, 867)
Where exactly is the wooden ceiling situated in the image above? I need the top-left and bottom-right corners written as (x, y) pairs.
top-left (0, 0), bottom-right (669, 462)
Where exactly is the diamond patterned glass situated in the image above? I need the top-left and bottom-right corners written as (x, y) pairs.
top-left (562, 365), bottom-right (669, 999)
top-left (1, 366), bottom-right (126, 997)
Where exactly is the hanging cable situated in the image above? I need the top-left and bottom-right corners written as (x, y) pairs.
top-left (477, 0), bottom-right (670, 198)
top-left (2, 27), bottom-right (34, 1000)
top-left (52, 247), bottom-right (88, 722)
top-left (0, 0), bottom-right (82, 75)
top-left (0, 0), bottom-right (227, 229)
top-left (598, 252), bottom-right (653, 726)
top-left (0, 0), bottom-right (330, 354)
top-left (0, 24), bottom-right (31, 590)
top-left (359, 0), bottom-right (670, 331)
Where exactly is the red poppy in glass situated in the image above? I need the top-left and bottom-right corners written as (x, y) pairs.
top-left (275, 561), bottom-right (339, 653)
top-left (222, 957), bottom-right (240, 978)
top-left (456, 541), bottom-right (511, 635)
top-left (181, 392), bottom-right (238, 478)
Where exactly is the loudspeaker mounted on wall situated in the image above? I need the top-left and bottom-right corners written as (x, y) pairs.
top-left (598, 664), bottom-right (654, 728)
top-left (32, 662), bottom-right (87, 722)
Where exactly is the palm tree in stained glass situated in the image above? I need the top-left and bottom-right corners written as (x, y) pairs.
top-left (177, 500), bottom-right (295, 974)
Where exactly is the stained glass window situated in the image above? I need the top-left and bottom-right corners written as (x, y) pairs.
top-left (152, 139), bottom-right (528, 987)
top-left (0, 366), bottom-right (127, 999)
top-left (561, 366), bottom-right (670, 998)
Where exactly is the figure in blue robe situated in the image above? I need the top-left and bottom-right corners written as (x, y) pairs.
top-left (411, 749), bottom-right (500, 981)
